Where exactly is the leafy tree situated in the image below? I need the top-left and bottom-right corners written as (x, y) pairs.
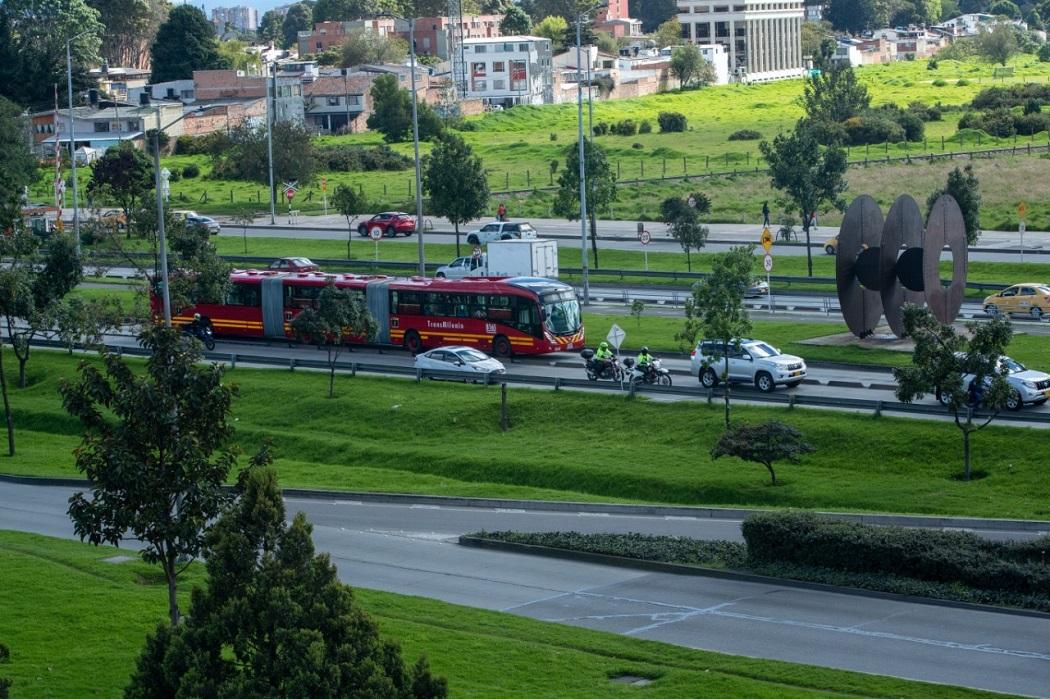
top-left (670, 44), bottom-right (702, 88)
top-left (803, 62), bottom-right (870, 127)
top-left (629, 0), bottom-right (677, 32)
top-left (87, 142), bottom-right (155, 231)
top-left (533, 15), bottom-right (569, 51)
top-left (62, 326), bottom-right (239, 626)
top-left (655, 17), bottom-right (682, 48)
top-left (976, 22), bottom-right (1019, 65)
top-left (216, 38), bottom-right (261, 73)
top-left (232, 206), bottom-right (257, 254)
top-left (332, 184), bottom-right (368, 259)
top-left (501, 5), bottom-right (533, 34)
top-left (801, 20), bottom-right (833, 62)
top-left (553, 139), bottom-right (618, 268)
top-left (926, 165), bottom-right (981, 245)
top-left (313, 0), bottom-right (373, 21)
top-left (1025, 7), bottom-right (1044, 30)
top-left (150, 5), bottom-right (228, 82)
top-left (679, 246), bottom-right (754, 427)
top-left (988, 0), bottom-right (1021, 17)
top-left (282, 2), bottom-right (313, 50)
top-left (258, 9), bottom-right (284, 42)
top-left (660, 193), bottom-right (710, 271)
top-left (45, 295), bottom-right (128, 354)
top-left (760, 121), bottom-right (848, 277)
top-left (125, 461), bottom-right (448, 698)
top-left (340, 29), bottom-right (408, 66)
top-left (424, 133), bottom-right (490, 256)
top-left (291, 281), bottom-right (378, 398)
top-left (0, 98), bottom-right (38, 235)
top-left (711, 421), bottom-right (815, 486)
top-left (211, 122), bottom-right (318, 185)
top-left (89, 0), bottom-right (167, 69)
top-left (893, 306), bottom-right (1013, 481)
top-left (366, 73), bottom-right (444, 143)
top-left (0, 642), bottom-right (9, 699)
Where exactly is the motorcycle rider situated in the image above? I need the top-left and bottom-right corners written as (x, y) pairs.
top-left (594, 341), bottom-right (615, 376)
top-left (636, 346), bottom-right (655, 381)
top-left (187, 313), bottom-right (210, 340)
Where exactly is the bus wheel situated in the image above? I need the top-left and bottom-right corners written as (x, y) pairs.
top-left (404, 330), bottom-right (423, 354)
top-left (492, 335), bottom-right (512, 358)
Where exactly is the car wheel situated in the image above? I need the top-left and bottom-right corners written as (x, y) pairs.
top-left (492, 335), bottom-right (512, 358)
top-left (467, 235), bottom-right (479, 245)
top-left (984, 304), bottom-right (998, 317)
top-left (936, 388), bottom-right (951, 406)
top-left (358, 224), bottom-right (369, 237)
top-left (1031, 306), bottom-right (1044, 320)
top-left (403, 330), bottom-right (423, 354)
top-left (824, 245), bottom-right (835, 255)
top-left (700, 367), bottom-right (718, 388)
top-left (1006, 389), bottom-right (1023, 411)
top-left (385, 226), bottom-right (396, 238)
top-left (755, 371), bottom-right (775, 393)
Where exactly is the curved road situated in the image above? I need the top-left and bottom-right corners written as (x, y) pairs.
top-left (2, 481), bottom-right (1049, 697)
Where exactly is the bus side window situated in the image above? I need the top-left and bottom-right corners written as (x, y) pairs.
top-left (226, 284), bottom-right (260, 307)
top-left (486, 295), bottom-right (511, 321)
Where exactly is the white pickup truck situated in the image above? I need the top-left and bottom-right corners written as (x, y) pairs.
top-left (435, 239), bottom-right (558, 279)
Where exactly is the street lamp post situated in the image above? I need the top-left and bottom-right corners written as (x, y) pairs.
top-left (266, 62), bottom-right (276, 225)
top-left (575, 17), bottom-right (589, 305)
top-left (66, 30), bottom-right (93, 255)
top-left (408, 17), bottom-right (425, 277)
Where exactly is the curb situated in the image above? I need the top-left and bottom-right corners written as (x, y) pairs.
top-left (458, 536), bottom-right (1050, 621)
top-left (4, 474), bottom-right (1048, 533)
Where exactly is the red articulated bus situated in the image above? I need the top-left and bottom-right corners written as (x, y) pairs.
top-left (163, 270), bottom-right (585, 357)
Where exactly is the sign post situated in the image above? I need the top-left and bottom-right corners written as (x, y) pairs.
top-left (369, 225), bottom-right (383, 264)
top-left (1019, 201), bottom-right (1027, 263)
top-left (761, 226), bottom-right (774, 313)
top-left (321, 177), bottom-right (328, 216)
top-left (638, 228), bottom-right (651, 271)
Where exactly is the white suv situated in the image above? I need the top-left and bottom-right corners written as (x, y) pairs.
top-left (465, 221), bottom-right (537, 245)
top-left (937, 355), bottom-right (1050, 411)
top-left (691, 339), bottom-right (807, 393)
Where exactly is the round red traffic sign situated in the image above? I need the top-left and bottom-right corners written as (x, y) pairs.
top-left (284, 187), bottom-right (296, 201)
top-left (369, 226), bottom-right (384, 241)
top-left (763, 253), bottom-right (774, 273)
top-left (638, 230), bottom-right (651, 245)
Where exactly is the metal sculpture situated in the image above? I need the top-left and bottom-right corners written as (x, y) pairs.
top-left (835, 194), bottom-right (968, 338)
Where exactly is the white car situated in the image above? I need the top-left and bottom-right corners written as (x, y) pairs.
top-left (435, 255), bottom-right (486, 279)
top-left (465, 221), bottom-right (537, 246)
top-left (691, 338), bottom-right (806, 393)
top-left (413, 346), bottom-right (506, 379)
top-left (745, 279), bottom-right (770, 298)
top-left (937, 356), bottom-right (1050, 411)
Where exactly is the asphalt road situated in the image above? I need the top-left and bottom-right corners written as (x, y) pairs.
top-left (3, 481), bottom-right (1049, 697)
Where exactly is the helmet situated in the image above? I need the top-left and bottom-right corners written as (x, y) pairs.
top-left (641, 346), bottom-right (649, 353)
top-left (599, 341), bottom-right (608, 349)
top-left (193, 313), bottom-right (201, 321)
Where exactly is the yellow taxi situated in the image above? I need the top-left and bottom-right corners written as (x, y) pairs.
top-left (823, 235), bottom-right (838, 255)
top-left (983, 283), bottom-right (1050, 320)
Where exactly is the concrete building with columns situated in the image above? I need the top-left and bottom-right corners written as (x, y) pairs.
top-left (677, 0), bottom-right (805, 82)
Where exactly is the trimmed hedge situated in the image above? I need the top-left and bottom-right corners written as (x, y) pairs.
top-left (741, 511), bottom-right (1050, 596)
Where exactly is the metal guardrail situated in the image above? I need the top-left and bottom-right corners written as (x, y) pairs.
top-left (40, 337), bottom-right (1048, 426)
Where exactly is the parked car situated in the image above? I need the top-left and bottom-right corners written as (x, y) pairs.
top-left (465, 221), bottom-right (537, 246)
top-left (745, 279), bottom-right (769, 297)
top-left (357, 212), bottom-right (416, 237)
top-left (690, 338), bottom-right (807, 393)
top-left (413, 346), bottom-right (506, 379)
top-left (937, 355), bottom-right (1050, 411)
top-left (185, 213), bottom-right (221, 235)
top-left (268, 257), bottom-right (319, 273)
top-left (982, 283), bottom-right (1050, 320)
top-left (435, 255), bottom-right (486, 279)
top-left (824, 236), bottom-right (838, 255)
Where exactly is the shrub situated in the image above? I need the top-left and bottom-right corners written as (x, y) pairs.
top-left (317, 144), bottom-right (412, 172)
top-left (549, 132), bottom-right (558, 141)
top-left (932, 78), bottom-right (947, 87)
top-left (1024, 98), bottom-right (1042, 115)
top-left (631, 142), bottom-right (644, 149)
top-left (908, 101), bottom-right (941, 122)
top-left (893, 110), bottom-right (925, 141)
top-left (1014, 112), bottom-right (1050, 135)
top-left (639, 120), bottom-right (652, 134)
top-left (806, 118), bottom-right (847, 145)
top-left (611, 119), bottom-right (638, 136)
top-left (657, 111), bottom-right (687, 132)
top-left (982, 107), bottom-right (1017, 137)
top-left (957, 111), bottom-right (984, 130)
top-left (1040, 42), bottom-right (1050, 62)
top-left (728, 129), bottom-right (762, 140)
top-left (169, 169), bottom-right (181, 182)
top-left (927, 58), bottom-right (938, 70)
top-left (741, 511), bottom-right (1050, 595)
top-left (181, 163), bottom-right (200, 178)
top-left (593, 121), bottom-right (609, 136)
top-left (957, 78), bottom-right (970, 86)
top-left (843, 114), bottom-right (905, 146)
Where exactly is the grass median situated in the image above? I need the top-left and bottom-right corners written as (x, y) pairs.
top-left (3, 350), bottom-right (1049, 520)
top-left (0, 531), bottom-right (999, 698)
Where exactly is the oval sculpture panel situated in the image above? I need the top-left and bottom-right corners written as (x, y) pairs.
top-left (924, 194), bottom-right (968, 326)
top-left (879, 195), bottom-right (926, 337)
top-left (836, 195), bottom-right (884, 337)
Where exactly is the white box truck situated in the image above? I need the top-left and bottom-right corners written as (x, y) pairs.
top-left (435, 239), bottom-right (559, 279)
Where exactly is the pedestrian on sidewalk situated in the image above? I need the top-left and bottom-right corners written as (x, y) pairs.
top-left (762, 201), bottom-right (770, 227)
top-left (497, 202), bottom-right (507, 221)
top-left (810, 210), bottom-right (818, 229)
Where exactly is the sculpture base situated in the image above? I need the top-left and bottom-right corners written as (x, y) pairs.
top-left (798, 326), bottom-right (915, 353)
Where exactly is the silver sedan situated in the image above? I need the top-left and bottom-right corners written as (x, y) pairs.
top-left (413, 346), bottom-right (506, 380)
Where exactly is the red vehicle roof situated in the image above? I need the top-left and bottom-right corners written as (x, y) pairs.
top-left (228, 270), bottom-right (568, 297)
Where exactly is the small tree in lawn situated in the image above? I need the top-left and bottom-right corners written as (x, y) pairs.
top-left (232, 206), bottom-right (257, 254)
top-left (125, 460), bottom-right (448, 698)
top-left (630, 299), bottom-right (645, 328)
top-left (760, 120), bottom-right (848, 277)
top-left (711, 420), bottom-right (815, 486)
top-left (291, 280), bottom-right (378, 398)
top-left (660, 192), bottom-right (710, 271)
top-left (424, 132), bottom-right (489, 257)
top-left (553, 139), bottom-right (618, 268)
top-left (332, 184), bottom-right (368, 259)
top-left (893, 305), bottom-right (1012, 481)
top-left (926, 165), bottom-right (981, 245)
top-left (682, 245), bottom-right (754, 428)
top-left (61, 325), bottom-right (239, 626)
top-left (87, 142), bottom-right (154, 234)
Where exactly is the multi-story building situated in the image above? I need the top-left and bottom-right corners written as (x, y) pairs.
top-left (30, 101), bottom-right (184, 154)
top-left (677, 0), bottom-right (805, 82)
top-left (89, 66), bottom-right (151, 102)
top-left (461, 36), bottom-right (553, 107)
top-left (192, 69), bottom-right (305, 124)
top-left (297, 19), bottom-right (397, 57)
top-left (394, 15), bottom-right (504, 59)
top-left (595, 0), bottom-right (643, 37)
top-left (211, 6), bottom-right (259, 33)
top-left (302, 73), bottom-right (374, 133)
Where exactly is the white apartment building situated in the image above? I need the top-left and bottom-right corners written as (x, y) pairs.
top-left (677, 0), bottom-right (805, 82)
top-left (211, 6), bottom-right (259, 32)
top-left (462, 35), bottom-right (553, 107)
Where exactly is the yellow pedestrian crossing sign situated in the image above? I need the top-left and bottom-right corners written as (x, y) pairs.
top-left (1018, 201), bottom-right (1027, 220)
top-left (760, 227), bottom-right (773, 252)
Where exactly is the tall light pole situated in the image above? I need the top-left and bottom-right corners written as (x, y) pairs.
top-left (153, 106), bottom-right (205, 327)
top-left (575, 16), bottom-right (589, 305)
top-left (409, 17), bottom-right (425, 277)
top-left (266, 62), bottom-right (276, 225)
top-left (66, 30), bottom-right (93, 255)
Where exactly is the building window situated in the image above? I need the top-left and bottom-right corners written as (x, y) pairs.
top-left (714, 5), bottom-right (729, 12)
top-left (494, 79), bottom-right (506, 89)
top-left (736, 38), bottom-right (746, 53)
top-left (94, 121), bottom-right (110, 133)
top-left (510, 60), bottom-right (527, 90)
top-left (736, 26), bottom-right (746, 36)
top-left (733, 4), bottom-right (745, 10)
top-left (473, 79), bottom-right (487, 91)
top-left (349, 94), bottom-right (362, 105)
top-left (475, 45), bottom-right (487, 53)
top-left (503, 42), bottom-right (514, 51)
top-left (518, 43), bottom-right (529, 51)
top-left (327, 95), bottom-right (340, 106)
top-left (472, 61), bottom-right (486, 77)
top-left (697, 23), bottom-right (710, 38)
top-left (715, 21), bottom-right (729, 38)
top-left (492, 61), bottom-right (505, 72)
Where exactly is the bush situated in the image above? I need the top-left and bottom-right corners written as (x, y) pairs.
top-left (657, 111), bottom-right (687, 132)
top-left (169, 169), bottom-right (181, 182)
top-left (1015, 112), bottom-right (1050, 135)
top-left (316, 144), bottom-right (412, 172)
top-left (593, 121), bottom-right (609, 136)
top-left (893, 110), bottom-right (925, 141)
top-left (957, 78), bottom-right (970, 86)
top-left (908, 101), bottom-right (941, 122)
top-left (611, 119), bottom-right (638, 136)
top-left (728, 129), bottom-right (762, 141)
top-left (927, 58), bottom-right (938, 70)
top-left (550, 132), bottom-right (558, 140)
top-left (1040, 43), bottom-right (1050, 61)
top-left (174, 131), bottom-right (233, 157)
top-left (957, 111), bottom-right (984, 130)
top-left (932, 78), bottom-right (947, 87)
top-left (741, 511), bottom-right (1050, 596)
top-left (639, 120), bottom-right (652, 134)
top-left (843, 114), bottom-right (905, 146)
top-left (982, 107), bottom-right (1017, 137)
top-left (631, 142), bottom-right (644, 149)
top-left (806, 118), bottom-right (847, 145)
top-left (1024, 98), bottom-right (1042, 115)
top-left (181, 163), bottom-right (200, 179)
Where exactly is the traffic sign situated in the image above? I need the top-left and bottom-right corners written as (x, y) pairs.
top-left (687, 196), bottom-right (696, 208)
top-left (763, 253), bottom-right (773, 273)
top-left (320, 178), bottom-right (327, 192)
top-left (285, 187), bottom-right (296, 202)
top-left (606, 323), bottom-right (626, 351)
top-left (369, 226), bottom-right (384, 241)
top-left (760, 227), bottom-right (773, 253)
top-left (1018, 201), bottom-right (1027, 219)
top-left (638, 230), bottom-right (651, 245)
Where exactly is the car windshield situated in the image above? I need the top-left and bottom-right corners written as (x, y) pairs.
top-left (1001, 357), bottom-right (1026, 373)
top-left (456, 349), bottom-right (489, 363)
top-left (520, 224), bottom-right (535, 234)
top-left (746, 342), bottom-right (779, 358)
top-left (541, 290), bottom-right (582, 335)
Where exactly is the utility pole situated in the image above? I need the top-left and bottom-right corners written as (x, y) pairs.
top-left (409, 17), bottom-right (425, 276)
top-left (575, 16), bottom-right (589, 305)
top-left (66, 33), bottom-right (91, 254)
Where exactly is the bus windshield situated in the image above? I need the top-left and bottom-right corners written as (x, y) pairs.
top-left (541, 290), bottom-right (582, 335)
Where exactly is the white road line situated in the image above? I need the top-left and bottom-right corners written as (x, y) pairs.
top-left (410, 504), bottom-right (442, 509)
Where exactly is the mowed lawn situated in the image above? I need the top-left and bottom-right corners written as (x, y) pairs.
top-left (3, 350), bottom-right (1050, 520)
top-left (0, 531), bottom-right (999, 698)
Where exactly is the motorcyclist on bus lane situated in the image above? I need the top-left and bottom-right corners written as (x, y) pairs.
top-left (636, 346), bottom-right (655, 380)
top-left (595, 341), bottom-right (614, 374)
top-left (185, 313), bottom-right (215, 349)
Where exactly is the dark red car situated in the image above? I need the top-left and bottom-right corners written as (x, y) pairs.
top-left (267, 257), bottom-right (320, 272)
top-left (357, 212), bottom-right (416, 237)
